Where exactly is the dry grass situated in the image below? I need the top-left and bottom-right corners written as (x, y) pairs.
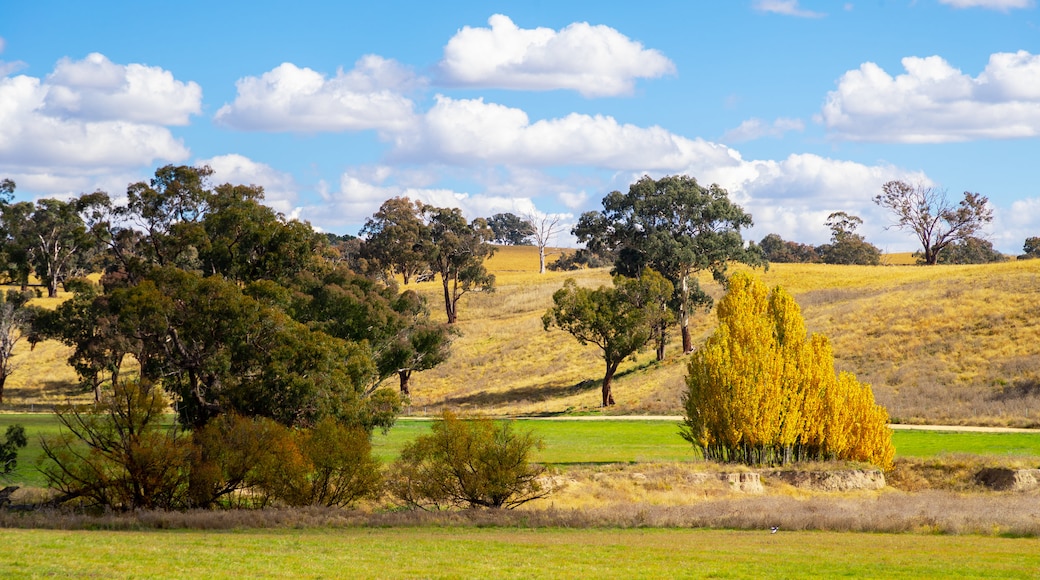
top-left (407, 249), bottom-right (1040, 425)
top-left (7, 249), bottom-right (1040, 426)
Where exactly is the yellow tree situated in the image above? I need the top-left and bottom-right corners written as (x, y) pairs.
top-left (681, 272), bottom-right (894, 468)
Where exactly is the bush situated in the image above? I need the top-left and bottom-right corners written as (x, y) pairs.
top-left (388, 412), bottom-right (551, 509)
top-left (274, 417), bottom-right (383, 508)
top-left (1, 424), bottom-right (27, 481)
top-left (190, 414), bottom-right (381, 509)
top-left (935, 237), bottom-right (1007, 264)
top-left (40, 380), bottom-right (192, 510)
top-left (681, 272), bottom-right (894, 468)
top-left (187, 413), bottom-right (300, 508)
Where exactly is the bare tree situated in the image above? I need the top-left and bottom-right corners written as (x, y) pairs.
top-left (0, 291), bottom-right (33, 405)
top-left (523, 211), bottom-right (565, 274)
top-left (874, 181), bottom-right (993, 265)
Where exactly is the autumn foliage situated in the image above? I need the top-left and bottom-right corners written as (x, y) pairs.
top-left (681, 272), bottom-right (893, 468)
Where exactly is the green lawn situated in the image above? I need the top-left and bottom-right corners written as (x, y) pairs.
top-left (371, 419), bottom-right (1040, 464)
top-left (5, 414), bottom-right (1040, 487)
top-left (1, 527), bottom-right (1038, 578)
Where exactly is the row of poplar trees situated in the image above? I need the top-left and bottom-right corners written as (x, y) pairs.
top-left (681, 272), bottom-right (894, 468)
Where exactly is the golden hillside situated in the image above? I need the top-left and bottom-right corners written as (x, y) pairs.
top-left (6, 245), bottom-right (1040, 427)
top-left (405, 246), bottom-right (1040, 427)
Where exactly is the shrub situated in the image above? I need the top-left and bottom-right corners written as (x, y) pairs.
top-left (40, 380), bottom-right (192, 510)
top-left (187, 413), bottom-right (300, 508)
top-left (388, 411), bottom-right (551, 509)
top-left (273, 417), bottom-right (383, 508)
top-left (681, 272), bottom-right (894, 468)
top-left (1, 424), bottom-right (27, 481)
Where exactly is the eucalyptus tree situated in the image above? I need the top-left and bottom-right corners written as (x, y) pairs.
top-left (874, 181), bottom-right (993, 265)
top-left (487, 212), bottom-right (535, 246)
top-left (523, 211), bottom-right (565, 274)
top-left (817, 212), bottom-right (881, 265)
top-left (25, 198), bottom-right (94, 297)
top-left (360, 197), bottom-right (428, 284)
top-left (420, 205), bottom-right (495, 324)
top-left (575, 175), bottom-right (760, 355)
top-left (543, 269), bottom-right (672, 406)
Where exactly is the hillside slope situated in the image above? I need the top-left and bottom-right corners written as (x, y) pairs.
top-left (5, 245), bottom-right (1040, 427)
top-left (407, 246), bottom-right (1040, 427)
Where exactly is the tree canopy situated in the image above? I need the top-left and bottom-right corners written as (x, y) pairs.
top-left (30, 165), bottom-right (434, 432)
top-left (543, 269), bottom-right (672, 406)
top-left (817, 212), bottom-right (881, 266)
top-left (487, 213), bottom-right (535, 246)
top-left (575, 174), bottom-right (760, 355)
top-left (874, 181), bottom-right (993, 265)
top-left (681, 272), bottom-right (894, 468)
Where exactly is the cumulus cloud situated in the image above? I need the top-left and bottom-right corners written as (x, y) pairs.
top-left (752, 0), bottom-right (826, 18)
top-left (392, 95), bottom-right (739, 170)
top-left (938, 0), bottom-right (1034, 10)
top-left (437, 14), bottom-right (674, 97)
top-left (0, 70), bottom-right (192, 174)
top-left (722, 117), bottom-right (805, 143)
top-left (214, 56), bottom-right (420, 133)
top-left (989, 199), bottom-right (1040, 254)
top-left (300, 169), bottom-right (531, 232)
top-left (43, 53), bottom-right (201, 125)
top-left (687, 153), bottom-right (930, 248)
top-left (199, 154), bottom-right (299, 216)
top-left (821, 51), bottom-right (1040, 142)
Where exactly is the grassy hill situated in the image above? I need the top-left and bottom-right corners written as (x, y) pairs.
top-left (406, 246), bottom-right (1040, 427)
top-left (5, 245), bottom-right (1040, 427)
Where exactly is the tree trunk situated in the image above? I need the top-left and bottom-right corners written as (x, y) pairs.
top-left (680, 273), bottom-right (693, 353)
top-left (48, 279), bottom-right (58, 298)
top-left (656, 326), bottom-right (666, 361)
top-left (602, 363), bottom-right (617, 406)
top-left (538, 245), bottom-right (546, 274)
top-left (0, 373), bottom-right (5, 404)
top-left (441, 276), bottom-right (456, 324)
top-left (398, 369), bottom-right (412, 395)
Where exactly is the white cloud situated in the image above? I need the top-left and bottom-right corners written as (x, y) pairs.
top-left (214, 57), bottom-right (419, 133)
top-left (994, 197), bottom-right (1040, 253)
top-left (722, 117), bottom-right (805, 142)
top-left (752, 0), bottom-right (826, 18)
top-left (301, 170), bottom-right (526, 232)
top-left (0, 72), bottom-right (191, 174)
top-left (392, 95), bottom-right (739, 170)
top-left (43, 53), bottom-right (201, 125)
top-left (199, 154), bottom-right (299, 216)
top-left (437, 14), bottom-right (674, 97)
top-left (297, 164), bottom-right (589, 238)
top-left (822, 51), bottom-right (1040, 142)
top-left (687, 153), bottom-right (930, 249)
top-left (938, 0), bottom-right (1034, 10)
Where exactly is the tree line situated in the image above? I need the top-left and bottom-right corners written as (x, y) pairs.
top-left (0, 170), bottom-right (1006, 509)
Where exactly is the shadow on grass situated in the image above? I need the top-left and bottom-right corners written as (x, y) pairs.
top-left (989, 379), bottom-right (1040, 402)
top-left (438, 360), bottom-right (663, 409)
top-left (3, 380), bottom-right (85, 412)
top-left (439, 379), bottom-right (601, 408)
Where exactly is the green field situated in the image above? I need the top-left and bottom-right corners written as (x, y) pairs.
top-left (2, 527), bottom-right (1039, 578)
top-left (5, 414), bottom-right (1040, 488)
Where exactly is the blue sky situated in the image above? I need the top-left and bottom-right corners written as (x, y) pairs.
top-left (2, 0), bottom-right (1039, 252)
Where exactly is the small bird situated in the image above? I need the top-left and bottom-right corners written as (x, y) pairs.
top-left (770, 526), bottom-right (779, 534)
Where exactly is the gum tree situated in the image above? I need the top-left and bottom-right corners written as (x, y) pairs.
top-left (575, 175), bottom-right (760, 355)
top-left (543, 269), bottom-right (672, 406)
top-left (874, 181), bottom-right (993, 265)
